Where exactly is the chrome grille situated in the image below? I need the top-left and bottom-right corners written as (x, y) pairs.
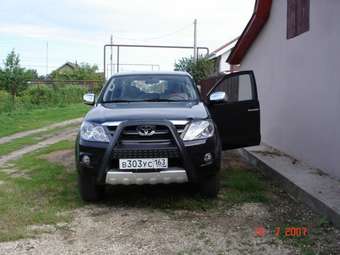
top-left (120, 125), bottom-right (172, 144)
top-left (103, 120), bottom-right (188, 144)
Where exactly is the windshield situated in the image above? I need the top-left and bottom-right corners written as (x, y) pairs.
top-left (100, 75), bottom-right (198, 103)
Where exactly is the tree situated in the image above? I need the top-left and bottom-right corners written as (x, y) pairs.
top-left (0, 50), bottom-right (38, 101)
top-left (174, 56), bottom-right (214, 83)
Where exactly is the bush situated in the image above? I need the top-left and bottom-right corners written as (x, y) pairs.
top-left (22, 85), bottom-right (87, 106)
top-left (0, 90), bottom-right (14, 112)
top-left (0, 85), bottom-right (88, 114)
top-left (22, 85), bottom-right (54, 105)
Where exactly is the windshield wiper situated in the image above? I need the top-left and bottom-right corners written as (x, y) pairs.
top-left (102, 99), bottom-right (185, 103)
top-left (142, 99), bottom-right (180, 102)
top-left (101, 99), bottom-right (133, 103)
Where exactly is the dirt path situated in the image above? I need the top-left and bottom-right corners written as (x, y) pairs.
top-left (0, 127), bottom-right (78, 165)
top-left (0, 204), bottom-right (295, 255)
top-left (0, 147), bottom-right (301, 255)
top-left (0, 132), bottom-right (339, 254)
top-left (0, 118), bottom-right (82, 145)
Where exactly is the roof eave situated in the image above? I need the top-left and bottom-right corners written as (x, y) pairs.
top-left (227, 0), bottom-right (272, 65)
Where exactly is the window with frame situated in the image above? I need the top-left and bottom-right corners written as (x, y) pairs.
top-left (213, 74), bottom-right (254, 103)
top-left (287, 0), bottom-right (310, 39)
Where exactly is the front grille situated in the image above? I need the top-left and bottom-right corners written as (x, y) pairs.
top-left (116, 123), bottom-right (187, 145)
top-left (107, 122), bottom-right (187, 170)
top-left (112, 148), bottom-right (180, 159)
top-left (119, 125), bottom-right (171, 144)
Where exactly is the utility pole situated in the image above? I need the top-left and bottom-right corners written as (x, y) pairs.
top-left (193, 19), bottom-right (197, 63)
top-left (110, 35), bottom-right (113, 76)
top-left (46, 42), bottom-right (49, 76)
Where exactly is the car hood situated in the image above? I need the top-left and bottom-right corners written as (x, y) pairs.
top-left (85, 101), bottom-right (209, 124)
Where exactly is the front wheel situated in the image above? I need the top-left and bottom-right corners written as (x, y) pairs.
top-left (78, 172), bottom-right (105, 202)
top-left (199, 174), bottom-right (220, 198)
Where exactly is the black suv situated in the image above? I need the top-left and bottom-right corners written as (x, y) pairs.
top-left (76, 71), bottom-right (260, 201)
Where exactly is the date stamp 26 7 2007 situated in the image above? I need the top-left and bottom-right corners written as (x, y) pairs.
top-left (275, 227), bottom-right (308, 237)
top-left (255, 226), bottom-right (308, 237)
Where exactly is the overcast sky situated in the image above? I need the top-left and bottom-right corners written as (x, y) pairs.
top-left (0, 0), bottom-right (255, 76)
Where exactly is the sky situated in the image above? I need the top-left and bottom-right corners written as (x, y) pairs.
top-left (0, 0), bottom-right (255, 76)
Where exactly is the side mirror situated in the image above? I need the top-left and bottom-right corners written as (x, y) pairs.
top-left (83, 93), bottom-right (95, 105)
top-left (209, 91), bottom-right (228, 104)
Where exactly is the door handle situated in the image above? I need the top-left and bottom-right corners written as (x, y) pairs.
top-left (248, 108), bottom-right (259, 112)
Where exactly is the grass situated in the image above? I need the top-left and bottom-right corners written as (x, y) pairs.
top-left (220, 169), bottom-right (268, 204)
top-left (0, 136), bottom-right (37, 156)
top-left (101, 167), bottom-right (268, 211)
top-left (0, 142), bottom-right (270, 241)
top-left (0, 140), bottom-right (82, 241)
top-left (0, 124), bottom-right (80, 157)
top-left (0, 103), bottom-right (89, 137)
top-left (0, 143), bottom-right (337, 253)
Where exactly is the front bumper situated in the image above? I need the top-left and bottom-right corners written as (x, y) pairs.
top-left (76, 120), bottom-right (221, 185)
top-left (105, 168), bottom-right (188, 185)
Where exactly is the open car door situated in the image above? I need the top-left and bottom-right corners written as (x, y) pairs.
top-left (207, 71), bottom-right (261, 150)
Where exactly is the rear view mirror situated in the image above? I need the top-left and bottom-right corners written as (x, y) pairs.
top-left (83, 93), bottom-right (95, 105)
top-left (209, 91), bottom-right (228, 104)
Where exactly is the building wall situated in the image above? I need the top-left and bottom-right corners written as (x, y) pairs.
top-left (240, 0), bottom-right (340, 179)
top-left (219, 50), bottom-right (231, 72)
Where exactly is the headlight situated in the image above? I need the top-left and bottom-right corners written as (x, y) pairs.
top-left (80, 122), bottom-right (109, 142)
top-left (182, 120), bottom-right (214, 141)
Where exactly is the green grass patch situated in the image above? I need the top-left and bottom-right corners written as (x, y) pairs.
top-left (0, 140), bottom-right (82, 242)
top-left (0, 104), bottom-right (88, 137)
top-left (0, 142), bottom-right (270, 241)
top-left (0, 136), bottom-right (37, 156)
top-left (0, 124), bottom-right (80, 157)
top-left (220, 169), bottom-right (268, 204)
top-left (102, 168), bottom-right (268, 211)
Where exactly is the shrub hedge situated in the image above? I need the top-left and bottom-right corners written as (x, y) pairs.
top-left (0, 85), bottom-right (89, 113)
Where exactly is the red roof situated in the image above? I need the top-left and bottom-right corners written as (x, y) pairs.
top-left (227, 0), bottom-right (272, 65)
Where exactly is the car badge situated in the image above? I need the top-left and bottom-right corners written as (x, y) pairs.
top-left (136, 125), bottom-right (156, 136)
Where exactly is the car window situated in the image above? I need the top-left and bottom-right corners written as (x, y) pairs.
top-left (101, 75), bottom-right (198, 102)
top-left (213, 74), bottom-right (254, 102)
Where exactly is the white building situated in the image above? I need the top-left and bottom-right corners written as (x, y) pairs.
top-left (227, 0), bottom-right (340, 180)
top-left (208, 37), bottom-right (239, 74)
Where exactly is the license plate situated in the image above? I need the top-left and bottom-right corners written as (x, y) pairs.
top-left (119, 158), bottom-right (168, 170)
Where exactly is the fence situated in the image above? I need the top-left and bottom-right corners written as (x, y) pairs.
top-left (28, 80), bottom-right (104, 93)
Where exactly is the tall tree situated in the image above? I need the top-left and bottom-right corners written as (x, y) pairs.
top-left (174, 56), bottom-right (214, 83)
top-left (0, 50), bottom-right (38, 101)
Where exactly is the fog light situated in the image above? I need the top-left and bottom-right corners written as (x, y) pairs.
top-left (204, 153), bottom-right (212, 162)
top-left (82, 155), bottom-right (91, 165)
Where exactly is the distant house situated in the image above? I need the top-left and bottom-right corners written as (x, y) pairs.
top-left (208, 37), bottom-right (239, 74)
top-left (227, 0), bottom-right (340, 180)
top-left (53, 62), bottom-right (79, 75)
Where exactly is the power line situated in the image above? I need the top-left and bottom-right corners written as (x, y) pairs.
top-left (114, 23), bottom-right (192, 42)
top-left (19, 64), bottom-right (60, 68)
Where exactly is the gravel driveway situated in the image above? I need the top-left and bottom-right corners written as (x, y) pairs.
top-left (0, 132), bottom-right (339, 255)
top-left (0, 203), bottom-right (295, 255)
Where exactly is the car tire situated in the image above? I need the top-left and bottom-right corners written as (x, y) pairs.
top-left (199, 174), bottom-right (220, 198)
top-left (78, 172), bottom-right (105, 202)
